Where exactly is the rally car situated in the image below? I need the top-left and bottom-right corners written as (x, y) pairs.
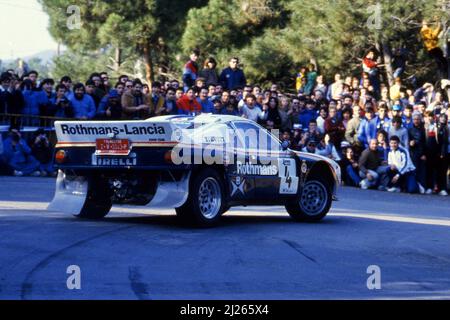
top-left (48, 114), bottom-right (341, 226)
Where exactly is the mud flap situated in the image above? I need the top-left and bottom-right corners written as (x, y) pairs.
top-left (146, 172), bottom-right (191, 208)
top-left (47, 170), bottom-right (88, 215)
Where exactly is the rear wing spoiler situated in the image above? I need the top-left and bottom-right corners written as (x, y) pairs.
top-left (54, 120), bottom-right (175, 144)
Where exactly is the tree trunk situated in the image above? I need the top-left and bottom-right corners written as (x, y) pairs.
top-left (380, 41), bottom-right (394, 87)
top-left (143, 43), bottom-right (154, 85)
top-left (114, 47), bottom-right (122, 72)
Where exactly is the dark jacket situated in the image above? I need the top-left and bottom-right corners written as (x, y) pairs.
top-left (219, 67), bottom-right (246, 90)
top-left (358, 148), bottom-right (382, 174)
top-left (198, 68), bottom-right (219, 87)
top-left (408, 125), bottom-right (426, 160)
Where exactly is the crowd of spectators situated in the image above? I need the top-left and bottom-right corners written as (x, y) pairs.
top-left (0, 48), bottom-right (449, 196)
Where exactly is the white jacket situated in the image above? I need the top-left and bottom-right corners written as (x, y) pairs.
top-left (388, 147), bottom-right (415, 175)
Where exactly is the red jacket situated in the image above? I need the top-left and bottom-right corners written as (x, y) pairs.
top-left (176, 95), bottom-right (202, 115)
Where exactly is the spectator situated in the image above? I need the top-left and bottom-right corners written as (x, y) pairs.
top-left (390, 77), bottom-right (403, 101)
top-left (0, 134), bottom-right (12, 175)
top-left (402, 105), bottom-right (414, 129)
top-left (408, 112), bottom-right (427, 189)
top-left (241, 94), bottom-right (267, 123)
top-left (176, 87), bottom-right (202, 115)
top-left (362, 50), bottom-right (380, 96)
top-left (345, 104), bottom-right (363, 148)
top-left (157, 87), bottom-right (177, 116)
top-left (199, 57), bottom-right (219, 87)
top-left (264, 97), bottom-right (282, 129)
top-left (30, 128), bottom-right (55, 177)
top-left (376, 130), bottom-right (390, 163)
top-left (209, 98), bottom-right (222, 115)
top-left (69, 83), bottom-right (96, 120)
top-left (303, 64), bottom-right (318, 96)
top-left (52, 85), bottom-right (74, 118)
top-left (341, 146), bottom-right (362, 187)
top-left (96, 90), bottom-right (122, 120)
top-left (420, 20), bottom-right (448, 79)
top-left (358, 139), bottom-right (389, 190)
top-left (121, 80), bottom-right (152, 120)
top-left (54, 97), bottom-right (74, 119)
top-left (2, 128), bottom-right (40, 177)
top-left (219, 57), bottom-right (246, 90)
top-left (197, 87), bottom-right (214, 113)
top-left (85, 79), bottom-right (101, 108)
top-left (38, 78), bottom-right (56, 117)
top-left (386, 135), bottom-right (420, 193)
top-left (182, 49), bottom-right (200, 91)
top-left (27, 70), bottom-right (39, 90)
top-left (388, 116), bottom-right (409, 148)
top-left (357, 106), bottom-right (377, 148)
top-left (317, 134), bottom-right (341, 161)
top-left (316, 107), bottom-right (328, 134)
top-left (299, 99), bottom-right (318, 130)
top-left (424, 111), bottom-right (448, 195)
top-left (375, 104), bottom-right (391, 132)
top-left (60, 76), bottom-right (73, 97)
top-left (324, 106), bottom-right (345, 148)
top-left (150, 81), bottom-right (165, 114)
top-left (98, 82), bottom-right (125, 114)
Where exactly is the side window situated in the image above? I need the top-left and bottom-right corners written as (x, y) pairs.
top-left (233, 122), bottom-right (280, 152)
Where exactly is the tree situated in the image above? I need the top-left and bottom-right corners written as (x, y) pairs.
top-left (39, 0), bottom-right (207, 84)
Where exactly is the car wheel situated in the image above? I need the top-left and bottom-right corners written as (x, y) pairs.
top-left (75, 176), bottom-right (112, 219)
top-left (285, 179), bottom-right (332, 222)
top-left (176, 168), bottom-right (225, 227)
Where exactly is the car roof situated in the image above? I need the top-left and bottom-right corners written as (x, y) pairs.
top-left (148, 114), bottom-right (250, 125)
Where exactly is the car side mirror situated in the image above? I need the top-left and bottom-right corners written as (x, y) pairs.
top-left (281, 140), bottom-right (290, 151)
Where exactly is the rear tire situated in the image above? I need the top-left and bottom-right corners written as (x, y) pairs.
top-left (176, 168), bottom-right (225, 227)
top-left (75, 176), bottom-right (112, 219)
top-left (285, 179), bottom-right (332, 222)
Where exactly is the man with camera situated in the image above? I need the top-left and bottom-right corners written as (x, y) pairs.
top-left (2, 128), bottom-right (40, 177)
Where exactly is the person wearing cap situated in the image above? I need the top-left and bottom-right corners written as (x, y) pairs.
top-left (302, 138), bottom-right (319, 154)
top-left (96, 89), bottom-right (122, 120)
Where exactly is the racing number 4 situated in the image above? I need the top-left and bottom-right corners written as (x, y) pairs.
top-left (278, 159), bottom-right (299, 195)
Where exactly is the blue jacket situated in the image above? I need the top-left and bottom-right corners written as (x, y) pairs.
top-left (69, 94), bottom-right (96, 119)
top-left (357, 118), bottom-right (378, 148)
top-left (219, 67), bottom-right (246, 90)
top-left (197, 98), bottom-right (215, 113)
top-left (299, 109), bottom-right (318, 130)
top-left (22, 90), bottom-right (48, 116)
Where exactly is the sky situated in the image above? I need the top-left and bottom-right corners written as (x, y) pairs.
top-left (0, 0), bottom-right (58, 60)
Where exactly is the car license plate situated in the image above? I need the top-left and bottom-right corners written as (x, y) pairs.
top-left (95, 139), bottom-right (130, 156)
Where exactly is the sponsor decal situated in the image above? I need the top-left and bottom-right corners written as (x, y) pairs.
top-left (301, 160), bottom-right (308, 174)
top-left (236, 161), bottom-right (278, 176)
top-left (231, 176), bottom-right (246, 197)
top-left (92, 153), bottom-right (137, 166)
top-left (61, 124), bottom-right (166, 136)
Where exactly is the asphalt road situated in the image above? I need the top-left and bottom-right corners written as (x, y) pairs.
top-left (0, 176), bottom-right (449, 300)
